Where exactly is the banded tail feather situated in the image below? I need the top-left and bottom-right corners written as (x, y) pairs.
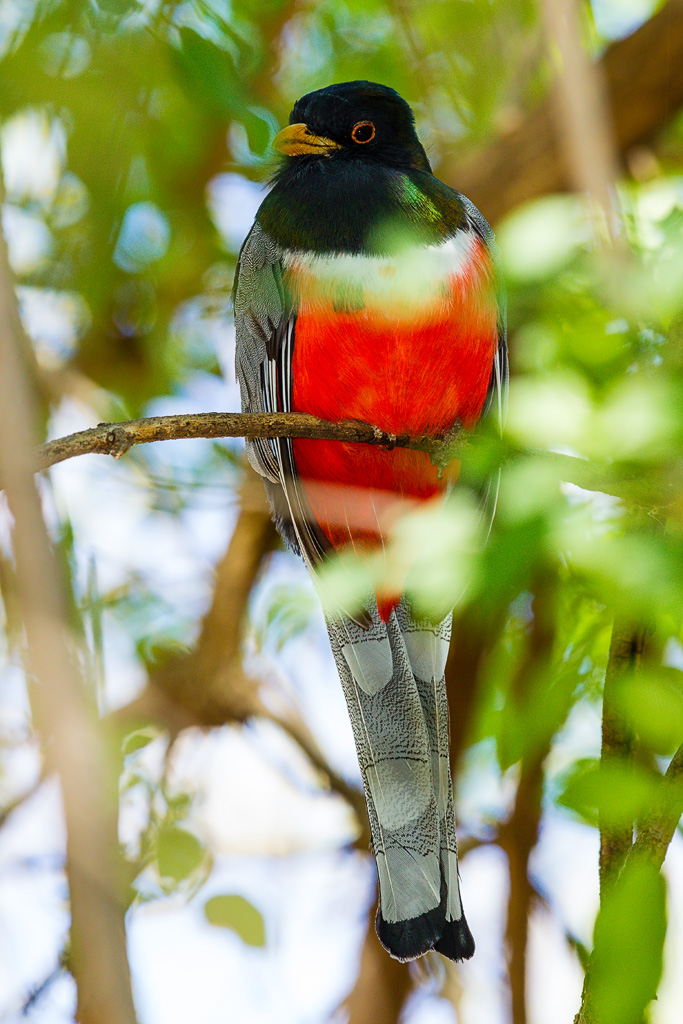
top-left (327, 599), bottom-right (474, 962)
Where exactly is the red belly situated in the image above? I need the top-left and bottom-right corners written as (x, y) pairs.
top-left (289, 257), bottom-right (498, 616)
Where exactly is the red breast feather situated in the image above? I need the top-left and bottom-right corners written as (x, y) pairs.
top-left (290, 236), bottom-right (498, 618)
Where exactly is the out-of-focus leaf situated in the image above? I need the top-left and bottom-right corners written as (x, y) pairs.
top-left (616, 669), bottom-right (683, 754)
top-left (204, 894), bottom-right (266, 947)
top-left (122, 727), bottom-right (159, 756)
top-left (556, 758), bottom-right (663, 829)
top-left (174, 28), bottom-right (244, 121)
top-left (590, 858), bottom-right (666, 1024)
top-left (254, 583), bottom-right (318, 652)
top-left (497, 196), bottom-right (589, 282)
top-left (157, 825), bottom-right (204, 882)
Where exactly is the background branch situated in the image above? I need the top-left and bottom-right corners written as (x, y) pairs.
top-left (114, 466), bottom-right (371, 846)
top-left (0, 203), bottom-right (137, 1021)
top-left (448, 0), bottom-right (683, 223)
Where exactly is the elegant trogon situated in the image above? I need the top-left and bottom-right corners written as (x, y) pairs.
top-left (233, 81), bottom-right (507, 962)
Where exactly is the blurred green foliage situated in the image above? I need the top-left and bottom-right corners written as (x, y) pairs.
top-left (2, 0), bottom-right (683, 1020)
top-left (204, 894), bottom-right (266, 946)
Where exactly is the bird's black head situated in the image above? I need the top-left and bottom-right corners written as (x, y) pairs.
top-left (273, 81), bottom-right (431, 173)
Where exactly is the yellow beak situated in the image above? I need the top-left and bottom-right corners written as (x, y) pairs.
top-left (272, 123), bottom-right (342, 156)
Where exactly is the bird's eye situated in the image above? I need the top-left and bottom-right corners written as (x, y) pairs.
top-left (351, 121), bottom-right (375, 144)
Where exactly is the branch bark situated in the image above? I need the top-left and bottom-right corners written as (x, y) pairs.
top-left (540, 0), bottom-right (621, 245)
top-left (36, 411), bottom-right (465, 471)
top-left (499, 581), bottom-right (556, 1024)
top-left (0, 201), bottom-right (137, 1021)
top-left (630, 740), bottom-right (683, 870)
top-left (446, 0), bottom-right (683, 223)
top-left (33, 411), bottom-right (681, 521)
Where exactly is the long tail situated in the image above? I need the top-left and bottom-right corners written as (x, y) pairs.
top-left (327, 599), bottom-right (474, 962)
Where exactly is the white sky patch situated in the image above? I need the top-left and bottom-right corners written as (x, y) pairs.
top-left (163, 725), bottom-right (356, 856)
top-left (17, 286), bottom-right (90, 364)
top-left (591, 0), bottom-right (657, 40)
top-left (207, 172), bottom-right (263, 251)
top-left (1, 205), bottom-right (52, 274)
top-left (1, 109), bottom-right (66, 202)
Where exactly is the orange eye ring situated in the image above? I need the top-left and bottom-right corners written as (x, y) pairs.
top-left (351, 121), bottom-right (376, 144)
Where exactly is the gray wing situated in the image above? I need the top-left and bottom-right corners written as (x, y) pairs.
top-left (460, 195), bottom-right (508, 532)
top-left (233, 222), bottom-right (331, 568)
top-left (460, 193), bottom-right (508, 434)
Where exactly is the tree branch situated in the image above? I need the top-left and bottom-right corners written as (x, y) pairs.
top-left (36, 411), bottom-right (465, 472)
top-left (340, 894), bottom-right (412, 1024)
top-left (631, 740), bottom-right (683, 870)
top-left (113, 466), bottom-right (371, 846)
top-left (540, 0), bottom-right (621, 245)
top-left (0, 197), bottom-right (137, 1022)
top-left (499, 579), bottom-right (556, 1024)
top-left (447, 0), bottom-right (683, 223)
top-left (34, 411), bottom-right (679, 523)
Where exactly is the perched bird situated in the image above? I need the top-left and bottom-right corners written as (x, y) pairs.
top-left (233, 81), bottom-right (506, 962)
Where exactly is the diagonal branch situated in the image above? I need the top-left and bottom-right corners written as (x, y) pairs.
top-left (598, 619), bottom-right (646, 893)
top-left (630, 740), bottom-right (683, 871)
top-left (447, 0), bottom-right (683, 223)
top-left (114, 465), bottom-right (371, 846)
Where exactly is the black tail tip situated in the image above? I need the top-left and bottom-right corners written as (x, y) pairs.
top-left (376, 908), bottom-right (475, 963)
top-left (434, 918), bottom-right (475, 961)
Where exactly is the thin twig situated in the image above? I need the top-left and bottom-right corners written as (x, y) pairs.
top-left (0, 775), bottom-right (45, 829)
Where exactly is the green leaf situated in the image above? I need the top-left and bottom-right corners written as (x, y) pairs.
top-left (204, 895), bottom-right (266, 947)
top-left (122, 727), bottom-right (159, 756)
top-left (174, 28), bottom-right (244, 120)
top-left (255, 583), bottom-right (318, 651)
top-left (616, 669), bottom-right (683, 754)
top-left (157, 825), bottom-right (204, 882)
top-left (591, 858), bottom-right (666, 1024)
top-left (556, 759), bottom-right (662, 829)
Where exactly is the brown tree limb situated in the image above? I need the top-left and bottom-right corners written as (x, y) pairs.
top-left (0, 200), bottom-right (137, 1022)
top-left (33, 412), bottom-right (683, 516)
top-left (341, 894), bottom-right (412, 1024)
top-left (498, 581), bottom-right (556, 1024)
top-left (502, 756), bottom-right (546, 1024)
top-left (36, 411), bottom-right (465, 472)
top-left (446, 0), bottom-right (683, 223)
top-left (540, 0), bottom-right (621, 245)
